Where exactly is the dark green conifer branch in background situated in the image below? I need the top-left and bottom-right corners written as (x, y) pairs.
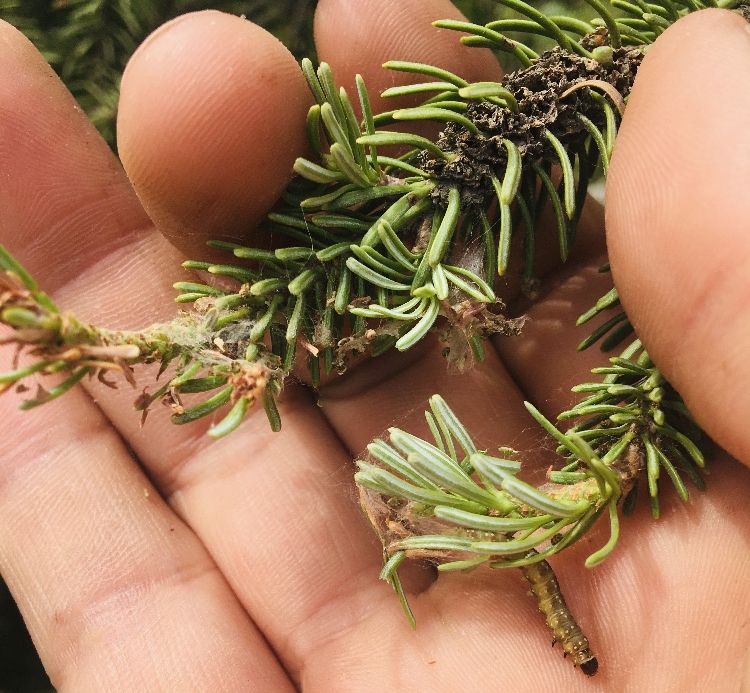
top-left (1, 0), bottom-right (747, 679)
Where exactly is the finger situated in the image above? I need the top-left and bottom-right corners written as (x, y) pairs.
top-left (296, 8), bottom-right (745, 690)
top-left (0, 20), bottom-right (295, 691)
top-left (0, 20), bottom-right (373, 670)
top-left (0, 21), bottom-right (152, 295)
top-left (0, 11), bottom-right (332, 498)
top-left (311, 0), bottom-right (610, 451)
top-left (0, 18), bottom-right (376, 683)
top-left (306, 5), bottom-right (750, 688)
top-left (0, 16), bottom-right (184, 330)
top-left (606, 9), bottom-right (750, 464)
top-left (117, 11), bottom-right (310, 258)
top-left (0, 12), bottom-right (189, 450)
top-left (48, 6), bottom-right (421, 684)
top-left (0, 13), bottom-right (228, 486)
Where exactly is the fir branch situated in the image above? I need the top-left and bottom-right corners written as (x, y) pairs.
top-left (0, 245), bottom-right (283, 433)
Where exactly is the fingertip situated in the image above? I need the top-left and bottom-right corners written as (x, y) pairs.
top-left (314, 0), bottom-right (503, 112)
top-left (118, 11), bottom-right (310, 257)
top-left (606, 9), bottom-right (750, 462)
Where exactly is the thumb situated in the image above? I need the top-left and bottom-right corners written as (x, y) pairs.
top-left (606, 8), bottom-right (750, 465)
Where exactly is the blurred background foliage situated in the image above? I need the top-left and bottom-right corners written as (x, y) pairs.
top-left (0, 0), bottom-right (593, 690)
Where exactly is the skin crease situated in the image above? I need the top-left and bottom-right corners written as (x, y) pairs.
top-left (0, 1), bottom-right (747, 691)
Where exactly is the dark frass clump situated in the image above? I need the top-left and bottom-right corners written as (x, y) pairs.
top-left (422, 45), bottom-right (642, 211)
top-left (1, 0), bottom-right (744, 677)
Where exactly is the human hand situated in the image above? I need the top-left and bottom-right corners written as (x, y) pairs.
top-left (0, 1), bottom-right (749, 691)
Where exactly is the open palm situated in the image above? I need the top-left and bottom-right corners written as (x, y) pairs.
top-left (1, 1), bottom-right (749, 691)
